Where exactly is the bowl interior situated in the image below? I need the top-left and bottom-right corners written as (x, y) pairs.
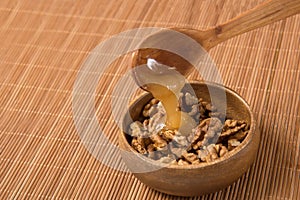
top-left (121, 81), bottom-right (254, 167)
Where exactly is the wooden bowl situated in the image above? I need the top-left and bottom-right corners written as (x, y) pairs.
top-left (119, 81), bottom-right (260, 196)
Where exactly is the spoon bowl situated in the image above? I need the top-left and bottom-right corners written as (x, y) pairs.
top-left (132, 0), bottom-right (300, 73)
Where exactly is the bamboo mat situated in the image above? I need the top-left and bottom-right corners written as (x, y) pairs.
top-left (0, 0), bottom-right (299, 199)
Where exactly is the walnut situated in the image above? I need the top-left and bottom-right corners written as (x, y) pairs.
top-left (191, 118), bottom-right (222, 150)
top-left (129, 121), bottom-right (145, 137)
top-left (225, 119), bottom-right (238, 128)
top-left (214, 119), bottom-right (249, 150)
top-left (229, 130), bottom-right (248, 141)
top-left (143, 119), bottom-right (149, 126)
top-left (185, 93), bottom-right (198, 106)
top-left (148, 104), bottom-right (163, 117)
top-left (198, 103), bottom-right (206, 118)
top-left (146, 102), bottom-right (166, 134)
top-left (198, 99), bottom-right (222, 121)
top-left (206, 144), bottom-right (219, 161)
top-left (147, 144), bottom-right (155, 152)
top-left (200, 100), bottom-right (208, 107)
top-left (170, 147), bottom-right (185, 158)
top-left (157, 154), bottom-right (175, 164)
top-left (150, 98), bottom-right (159, 105)
top-left (172, 134), bottom-right (188, 147)
top-left (209, 117), bottom-right (223, 131)
top-left (192, 140), bottom-right (203, 151)
top-left (205, 129), bottom-right (216, 138)
top-left (147, 145), bottom-right (170, 160)
top-left (142, 137), bottom-right (151, 147)
top-left (211, 153), bottom-right (219, 160)
top-left (182, 152), bottom-right (200, 164)
top-left (178, 159), bottom-right (189, 166)
top-left (228, 139), bottom-right (241, 150)
top-left (219, 145), bottom-right (228, 157)
top-left (178, 92), bottom-right (199, 114)
top-left (170, 160), bottom-right (178, 165)
top-left (196, 144), bottom-right (221, 162)
top-left (220, 119), bottom-right (247, 140)
top-left (188, 104), bottom-right (199, 116)
top-left (192, 120), bottom-right (207, 140)
top-left (142, 105), bottom-right (151, 117)
top-left (197, 149), bottom-right (208, 162)
top-left (206, 144), bottom-right (217, 154)
top-left (205, 103), bottom-right (216, 112)
top-left (130, 92), bottom-right (250, 165)
top-left (214, 144), bottom-right (221, 153)
top-left (142, 98), bottom-right (160, 117)
top-left (159, 129), bottom-right (175, 141)
top-left (150, 134), bottom-right (167, 150)
top-left (131, 137), bottom-right (147, 154)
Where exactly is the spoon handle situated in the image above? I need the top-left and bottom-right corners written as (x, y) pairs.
top-left (179, 0), bottom-right (300, 50)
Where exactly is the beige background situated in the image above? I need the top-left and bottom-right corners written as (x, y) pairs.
top-left (0, 0), bottom-right (299, 199)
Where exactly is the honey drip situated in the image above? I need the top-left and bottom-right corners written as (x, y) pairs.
top-left (145, 83), bottom-right (181, 129)
top-left (132, 55), bottom-right (196, 135)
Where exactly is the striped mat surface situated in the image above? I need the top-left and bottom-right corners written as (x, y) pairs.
top-left (0, 0), bottom-right (299, 199)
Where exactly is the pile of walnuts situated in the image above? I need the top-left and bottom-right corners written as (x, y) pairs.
top-left (129, 92), bottom-right (250, 165)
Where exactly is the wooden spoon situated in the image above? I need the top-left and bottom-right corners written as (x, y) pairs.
top-left (132, 0), bottom-right (300, 77)
top-left (175, 0), bottom-right (300, 50)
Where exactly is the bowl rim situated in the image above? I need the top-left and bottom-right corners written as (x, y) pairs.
top-left (120, 81), bottom-right (257, 170)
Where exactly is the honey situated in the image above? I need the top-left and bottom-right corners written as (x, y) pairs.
top-left (132, 49), bottom-right (196, 135)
